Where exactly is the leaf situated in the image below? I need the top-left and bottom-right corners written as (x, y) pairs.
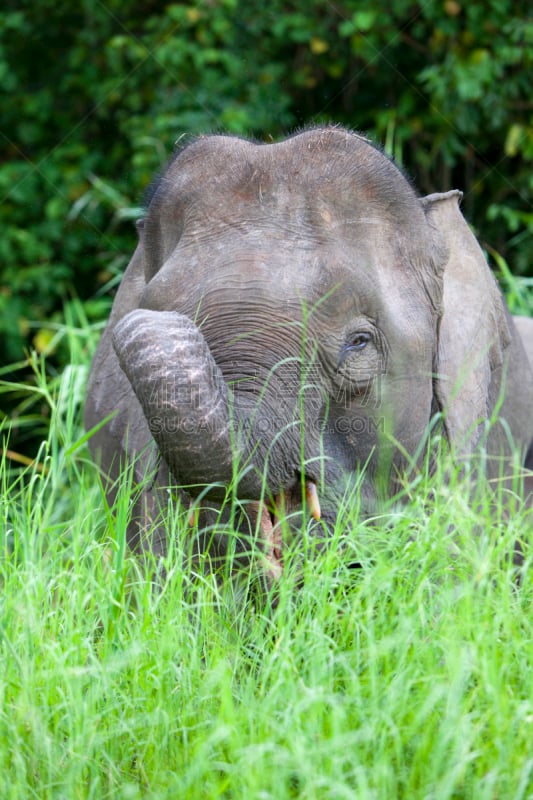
top-left (505, 124), bottom-right (524, 158)
top-left (33, 328), bottom-right (55, 355)
top-left (309, 37), bottom-right (329, 55)
top-left (353, 11), bottom-right (377, 32)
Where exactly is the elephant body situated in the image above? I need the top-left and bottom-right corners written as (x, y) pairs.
top-left (85, 127), bottom-right (533, 570)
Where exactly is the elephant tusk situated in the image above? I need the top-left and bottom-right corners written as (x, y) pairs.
top-left (187, 503), bottom-right (199, 527)
top-left (305, 480), bottom-right (321, 520)
top-left (250, 499), bottom-right (283, 581)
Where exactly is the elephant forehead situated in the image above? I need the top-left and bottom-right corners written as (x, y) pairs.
top-left (176, 194), bottom-right (353, 254)
top-left (141, 230), bottom-right (384, 319)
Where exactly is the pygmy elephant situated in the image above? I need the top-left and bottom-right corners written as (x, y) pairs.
top-left (85, 126), bottom-right (533, 576)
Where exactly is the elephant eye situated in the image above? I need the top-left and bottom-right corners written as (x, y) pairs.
top-left (337, 330), bottom-right (374, 367)
top-left (347, 332), bottom-right (370, 351)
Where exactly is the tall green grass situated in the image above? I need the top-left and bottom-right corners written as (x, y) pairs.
top-left (1, 293), bottom-right (532, 800)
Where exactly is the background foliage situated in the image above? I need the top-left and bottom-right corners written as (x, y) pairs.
top-left (1, 0), bottom-right (532, 451)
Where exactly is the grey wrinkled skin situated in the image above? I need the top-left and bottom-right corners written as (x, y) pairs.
top-left (85, 126), bottom-right (533, 563)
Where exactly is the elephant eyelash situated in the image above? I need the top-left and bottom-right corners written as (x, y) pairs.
top-left (347, 332), bottom-right (371, 351)
top-left (336, 332), bottom-right (373, 368)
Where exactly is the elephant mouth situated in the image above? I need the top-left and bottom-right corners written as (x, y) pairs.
top-left (183, 467), bottom-right (324, 584)
top-left (246, 477), bottom-right (322, 581)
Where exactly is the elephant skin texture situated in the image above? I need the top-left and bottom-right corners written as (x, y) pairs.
top-left (85, 126), bottom-right (533, 575)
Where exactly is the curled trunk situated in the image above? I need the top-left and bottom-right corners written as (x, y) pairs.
top-left (112, 309), bottom-right (260, 499)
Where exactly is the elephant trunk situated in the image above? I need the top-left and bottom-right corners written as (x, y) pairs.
top-left (112, 309), bottom-right (258, 499)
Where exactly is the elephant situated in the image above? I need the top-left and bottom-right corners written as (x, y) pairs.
top-left (513, 316), bottom-right (533, 373)
top-left (85, 126), bottom-right (533, 578)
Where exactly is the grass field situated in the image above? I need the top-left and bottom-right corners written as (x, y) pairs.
top-left (1, 294), bottom-right (532, 800)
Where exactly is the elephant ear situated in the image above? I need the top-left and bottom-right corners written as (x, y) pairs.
top-left (421, 190), bottom-right (512, 454)
top-left (85, 232), bottom-right (152, 482)
top-left (85, 225), bottom-right (172, 553)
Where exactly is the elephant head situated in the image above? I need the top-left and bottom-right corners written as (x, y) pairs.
top-left (85, 127), bottom-right (533, 574)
